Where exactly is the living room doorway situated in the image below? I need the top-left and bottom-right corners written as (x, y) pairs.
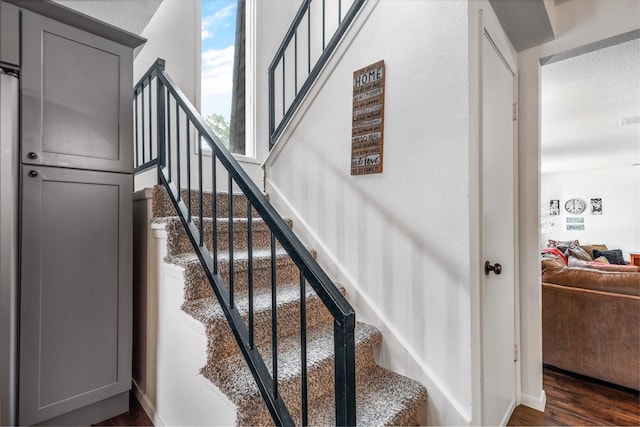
top-left (540, 34), bottom-right (640, 259)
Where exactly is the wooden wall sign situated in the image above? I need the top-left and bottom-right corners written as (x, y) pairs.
top-left (351, 60), bottom-right (385, 175)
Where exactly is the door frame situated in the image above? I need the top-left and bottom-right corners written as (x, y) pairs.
top-left (469, 4), bottom-right (521, 425)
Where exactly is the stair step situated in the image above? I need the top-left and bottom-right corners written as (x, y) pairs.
top-left (200, 322), bottom-right (383, 426)
top-left (163, 216), bottom-right (292, 255)
top-left (168, 248), bottom-right (312, 302)
top-left (183, 281), bottom-right (344, 362)
top-left (152, 185), bottom-right (259, 219)
top-left (307, 365), bottom-right (428, 426)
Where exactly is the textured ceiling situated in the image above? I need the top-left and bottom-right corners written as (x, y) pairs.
top-left (541, 38), bottom-right (640, 175)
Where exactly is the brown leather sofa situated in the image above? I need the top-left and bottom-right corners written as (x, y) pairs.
top-left (542, 265), bottom-right (640, 390)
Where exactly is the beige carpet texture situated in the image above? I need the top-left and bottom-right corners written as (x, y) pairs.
top-left (151, 185), bottom-right (427, 426)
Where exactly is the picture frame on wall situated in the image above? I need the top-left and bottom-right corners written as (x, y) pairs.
top-left (549, 199), bottom-right (560, 216)
top-left (590, 198), bottom-right (603, 215)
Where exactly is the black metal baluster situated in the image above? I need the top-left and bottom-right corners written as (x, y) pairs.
top-left (338, 0), bottom-right (342, 23)
top-left (166, 88), bottom-right (171, 180)
top-left (198, 133), bottom-right (203, 246)
top-left (271, 232), bottom-right (278, 397)
top-left (148, 76), bottom-right (153, 160)
top-left (294, 31), bottom-right (298, 95)
top-left (228, 174), bottom-right (234, 308)
top-left (212, 151), bottom-right (218, 273)
top-left (300, 271), bottom-right (308, 426)
top-left (141, 86), bottom-right (145, 163)
top-left (247, 200), bottom-right (254, 348)
top-left (282, 54), bottom-right (286, 117)
top-left (186, 120), bottom-right (192, 221)
top-left (322, 0), bottom-right (326, 49)
top-left (308, 6), bottom-right (311, 74)
top-left (134, 92), bottom-right (139, 167)
top-left (177, 107), bottom-right (182, 199)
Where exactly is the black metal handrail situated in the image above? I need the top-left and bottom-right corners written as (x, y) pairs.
top-left (133, 59), bottom-right (356, 426)
top-left (268, 0), bottom-right (365, 149)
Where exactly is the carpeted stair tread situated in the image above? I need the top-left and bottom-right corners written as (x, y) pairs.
top-left (162, 216), bottom-right (293, 254)
top-left (306, 365), bottom-right (428, 426)
top-left (152, 185), bottom-right (259, 218)
top-left (182, 281), bottom-right (343, 326)
top-left (201, 322), bottom-right (382, 408)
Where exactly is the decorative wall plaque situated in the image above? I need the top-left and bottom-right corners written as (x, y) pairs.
top-left (351, 60), bottom-right (385, 175)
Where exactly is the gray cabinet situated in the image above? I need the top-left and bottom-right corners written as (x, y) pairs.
top-left (0, 1), bottom-right (145, 425)
top-left (19, 166), bottom-right (133, 426)
top-left (20, 10), bottom-right (134, 173)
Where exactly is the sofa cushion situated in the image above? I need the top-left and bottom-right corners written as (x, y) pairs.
top-left (548, 239), bottom-right (579, 253)
top-left (580, 244), bottom-right (608, 259)
top-left (542, 256), bottom-right (565, 271)
top-left (593, 249), bottom-right (626, 265)
top-left (565, 245), bottom-right (592, 261)
top-left (542, 266), bottom-right (640, 296)
top-left (582, 263), bottom-right (640, 273)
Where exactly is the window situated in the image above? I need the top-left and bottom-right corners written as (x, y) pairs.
top-left (201, 0), bottom-right (245, 155)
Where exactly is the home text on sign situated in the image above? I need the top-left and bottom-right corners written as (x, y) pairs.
top-left (351, 60), bottom-right (385, 175)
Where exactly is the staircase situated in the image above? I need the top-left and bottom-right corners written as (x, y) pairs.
top-left (149, 186), bottom-right (427, 425)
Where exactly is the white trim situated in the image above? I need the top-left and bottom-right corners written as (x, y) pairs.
top-left (132, 380), bottom-right (167, 427)
top-left (521, 390), bottom-right (547, 412)
top-left (266, 177), bottom-right (471, 426)
top-left (499, 398), bottom-right (518, 427)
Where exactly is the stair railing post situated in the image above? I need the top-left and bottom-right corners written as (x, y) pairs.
top-left (334, 314), bottom-right (356, 426)
top-left (156, 59), bottom-right (167, 183)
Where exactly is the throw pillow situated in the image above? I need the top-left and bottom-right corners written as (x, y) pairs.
top-left (541, 248), bottom-right (567, 265)
top-left (564, 244), bottom-right (592, 261)
top-left (580, 244), bottom-right (608, 259)
top-left (548, 239), bottom-right (579, 253)
top-left (568, 256), bottom-right (589, 267)
top-left (593, 256), bottom-right (610, 264)
top-left (592, 249), bottom-right (626, 265)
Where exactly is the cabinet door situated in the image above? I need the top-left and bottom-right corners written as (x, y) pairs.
top-left (19, 166), bottom-right (132, 426)
top-left (0, 2), bottom-right (20, 66)
top-left (21, 10), bottom-right (133, 173)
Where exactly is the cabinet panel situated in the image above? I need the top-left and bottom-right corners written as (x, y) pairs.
top-left (0, 2), bottom-right (20, 66)
top-left (19, 166), bottom-right (132, 426)
top-left (21, 10), bottom-right (133, 173)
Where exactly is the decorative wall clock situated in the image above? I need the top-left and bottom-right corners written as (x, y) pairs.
top-left (565, 198), bottom-right (586, 214)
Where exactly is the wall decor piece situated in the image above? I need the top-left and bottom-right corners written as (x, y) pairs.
top-left (565, 198), bottom-right (586, 214)
top-left (351, 60), bottom-right (385, 175)
top-left (590, 198), bottom-right (603, 215)
top-left (549, 199), bottom-right (560, 216)
top-left (567, 224), bottom-right (585, 231)
top-left (566, 217), bottom-right (584, 224)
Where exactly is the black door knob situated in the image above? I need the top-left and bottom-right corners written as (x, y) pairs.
top-left (485, 261), bottom-right (502, 275)
top-left (27, 152), bottom-right (38, 159)
top-left (28, 170), bottom-right (38, 178)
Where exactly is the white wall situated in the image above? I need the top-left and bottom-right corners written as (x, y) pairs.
top-left (541, 166), bottom-right (640, 260)
top-left (264, 1), bottom-right (472, 424)
top-left (518, 0), bottom-right (640, 412)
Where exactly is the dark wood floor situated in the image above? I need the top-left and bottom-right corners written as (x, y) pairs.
top-left (93, 391), bottom-right (153, 426)
top-left (97, 367), bottom-right (639, 426)
top-left (509, 366), bottom-right (640, 426)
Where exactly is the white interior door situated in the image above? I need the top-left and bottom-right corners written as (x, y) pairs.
top-left (481, 19), bottom-right (518, 427)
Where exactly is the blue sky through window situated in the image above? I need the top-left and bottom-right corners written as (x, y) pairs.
top-left (201, 0), bottom-right (237, 120)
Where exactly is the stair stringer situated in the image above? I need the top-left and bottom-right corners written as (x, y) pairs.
top-left (263, 180), bottom-right (471, 427)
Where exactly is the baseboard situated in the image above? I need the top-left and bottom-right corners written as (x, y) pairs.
top-left (132, 380), bottom-right (167, 427)
top-left (265, 178), bottom-right (472, 426)
top-left (499, 398), bottom-right (517, 426)
top-left (520, 389), bottom-right (546, 412)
